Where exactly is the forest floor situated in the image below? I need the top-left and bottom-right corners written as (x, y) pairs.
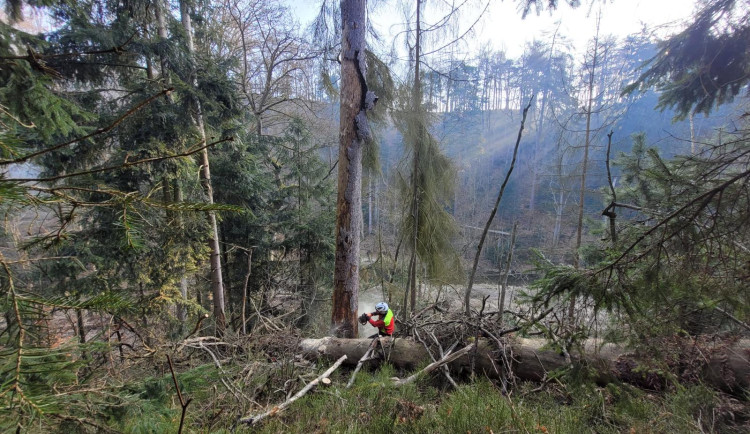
top-left (10, 263), bottom-right (746, 432)
top-left (8, 288), bottom-right (749, 432)
top-left (109, 340), bottom-right (750, 433)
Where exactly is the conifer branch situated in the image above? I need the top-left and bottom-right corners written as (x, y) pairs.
top-left (7, 136), bottom-right (232, 183)
top-left (0, 260), bottom-right (42, 414)
top-left (27, 186), bottom-right (241, 213)
top-left (597, 167), bottom-right (750, 272)
top-left (0, 89), bottom-right (173, 166)
top-left (0, 35), bottom-right (135, 61)
top-left (2, 256), bottom-right (77, 265)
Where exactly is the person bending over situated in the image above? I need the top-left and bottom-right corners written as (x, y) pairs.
top-left (365, 302), bottom-right (394, 337)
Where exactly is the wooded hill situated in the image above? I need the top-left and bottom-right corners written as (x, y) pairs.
top-left (1, 0), bottom-right (749, 431)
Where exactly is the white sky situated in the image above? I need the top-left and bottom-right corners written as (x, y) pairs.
top-left (286, 0), bottom-right (697, 58)
top-left (477, 0), bottom-right (696, 56)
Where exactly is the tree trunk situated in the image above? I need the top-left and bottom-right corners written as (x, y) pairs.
top-left (367, 169), bottom-right (373, 236)
top-left (571, 20), bottom-right (601, 321)
top-left (220, 229), bottom-right (232, 318)
top-left (154, 0), bottom-right (170, 82)
top-left (173, 179), bottom-right (189, 326)
top-left (298, 248), bottom-right (316, 328)
top-left (552, 190), bottom-right (565, 246)
top-left (180, 0), bottom-right (226, 336)
top-left (498, 221), bottom-right (518, 323)
top-left (299, 337), bottom-right (750, 393)
top-left (406, 0), bottom-right (423, 315)
top-left (240, 249), bottom-right (252, 335)
top-left (603, 131), bottom-right (617, 246)
top-left (76, 309), bottom-right (86, 346)
top-left (332, 0), bottom-right (370, 338)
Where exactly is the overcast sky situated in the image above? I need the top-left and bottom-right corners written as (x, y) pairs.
top-left (286, 0), bottom-right (697, 58)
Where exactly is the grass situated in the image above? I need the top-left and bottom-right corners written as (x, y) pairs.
top-left (77, 359), bottom-right (745, 433)
top-left (231, 367), bottom-right (738, 434)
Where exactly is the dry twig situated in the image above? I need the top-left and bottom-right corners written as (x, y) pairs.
top-left (239, 355), bottom-right (347, 425)
top-left (393, 343), bottom-right (476, 386)
top-left (346, 336), bottom-right (380, 388)
top-left (167, 355), bottom-right (192, 434)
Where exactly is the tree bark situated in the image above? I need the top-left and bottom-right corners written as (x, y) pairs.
top-left (332, 0), bottom-right (372, 338)
top-left (299, 337), bottom-right (750, 393)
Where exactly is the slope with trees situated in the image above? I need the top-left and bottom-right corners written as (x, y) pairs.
top-left (0, 0), bottom-right (748, 431)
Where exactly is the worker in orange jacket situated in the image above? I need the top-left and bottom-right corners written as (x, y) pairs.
top-left (365, 302), bottom-right (395, 336)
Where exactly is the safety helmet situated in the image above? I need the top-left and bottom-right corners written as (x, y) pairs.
top-left (375, 302), bottom-right (388, 313)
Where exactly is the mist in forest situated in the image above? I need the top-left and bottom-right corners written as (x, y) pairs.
top-left (1, 0), bottom-right (748, 431)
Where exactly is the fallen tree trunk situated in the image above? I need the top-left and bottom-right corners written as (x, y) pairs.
top-left (299, 337), bottom-right (750, 393)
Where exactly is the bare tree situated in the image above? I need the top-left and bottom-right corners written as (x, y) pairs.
top-left (570, 13), bottom-right (607, 321)
top-left (464, 99), bottom-right (532, 314)
top-left (226, 0), bottom-right (316, 135)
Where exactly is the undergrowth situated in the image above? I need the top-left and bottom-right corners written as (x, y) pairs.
top-left (106, 361), bottom-right (748, 434)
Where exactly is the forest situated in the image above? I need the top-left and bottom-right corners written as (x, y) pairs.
top-left (1, 0), bottom-right (748, 432)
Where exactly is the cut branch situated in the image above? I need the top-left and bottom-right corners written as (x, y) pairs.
top-left (239, 355), bottom-right (347, 425)
top-left (393, 343), bottom-right (476, 386)
top-left (346, 337), bottom-right (379, 388)
top-left (167, 355), bottom-right (191, 434)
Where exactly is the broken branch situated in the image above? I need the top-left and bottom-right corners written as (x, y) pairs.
top-left (393, 343), bottom-right (476, 387)
top-left (239, 355), bottom-right (347, 425)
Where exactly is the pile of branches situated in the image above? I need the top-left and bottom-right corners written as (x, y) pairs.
top-left (395, 298), bottom-right (553, 391)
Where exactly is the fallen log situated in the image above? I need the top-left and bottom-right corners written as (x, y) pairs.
top-left (299, 337), bottom-right (750, 393)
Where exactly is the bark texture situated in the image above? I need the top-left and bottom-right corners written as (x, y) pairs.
top-left (299, 337), bottom-right (750, 393)
top-left (332, 0), bottom-right (375, 338)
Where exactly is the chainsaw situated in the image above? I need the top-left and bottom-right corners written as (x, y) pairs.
top-left (358, 312), bottom-right (375, 325)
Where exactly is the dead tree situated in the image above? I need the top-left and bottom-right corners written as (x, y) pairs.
top-left (464, 98), bottom-right (532, 314)
top-left (331, 0), bottom-right (376, 337)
